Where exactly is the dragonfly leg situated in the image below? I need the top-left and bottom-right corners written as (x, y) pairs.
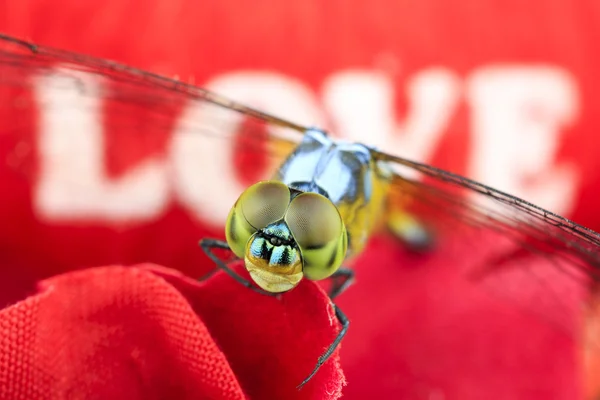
top-left (298, 304), bottom-right (349, 389)
top-left (295, 269), bottom-right (354, 387)
top-left (198, 238), bottom-right (277, 297)
top-left (328, 267), bottom-right (355, 300)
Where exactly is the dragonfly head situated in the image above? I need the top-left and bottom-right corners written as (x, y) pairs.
top-left (225, 181), bottom-right (348, 293)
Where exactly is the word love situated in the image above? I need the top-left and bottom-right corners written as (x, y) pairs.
top-left (34, 65), bottom-right (579, 227)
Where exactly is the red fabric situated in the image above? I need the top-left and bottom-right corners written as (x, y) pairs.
top-left (0, 264), bottom-right (343, 399)
top-left (0, 1), bottom-right (597, 399)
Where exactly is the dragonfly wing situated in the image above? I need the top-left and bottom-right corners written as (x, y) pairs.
top-left (0, 32), bottom-right (302, 217)
top-left (0, 33), bottom-right (308, 133)
top-left (374, 148), bottom-right (598, 341)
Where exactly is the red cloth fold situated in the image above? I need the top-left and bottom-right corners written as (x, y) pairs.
top-left (0, 264), bottom-right (344, 400)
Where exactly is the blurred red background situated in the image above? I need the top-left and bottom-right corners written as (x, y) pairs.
top-left (0, 1), bottom-right (599, 399)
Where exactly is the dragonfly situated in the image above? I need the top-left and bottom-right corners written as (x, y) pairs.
top-left (1, 32), bottom-right (600, 397)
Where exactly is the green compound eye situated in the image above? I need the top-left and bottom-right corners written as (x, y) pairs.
top-left (225, 181), bottom-right (291, 258)
top-left (285, 192), bottom-right (347, 281)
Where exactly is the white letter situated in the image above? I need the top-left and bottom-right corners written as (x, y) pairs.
top-left (467, 66), bottom-right (580, 215)
top-left (322, 69), bottom-right (461, 173)
top-left (34, 68), bottom-right (169, 222)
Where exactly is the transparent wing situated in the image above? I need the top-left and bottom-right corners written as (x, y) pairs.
top-left (0, 32), bottom-right (302, 213)
top-left (374, 149), bottom-right (600, 341)
top-left (0, 33), bottom-right (306, 133)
